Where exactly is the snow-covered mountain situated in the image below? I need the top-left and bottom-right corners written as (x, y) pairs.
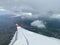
top-left (9, 25), bottom-right (60, 45)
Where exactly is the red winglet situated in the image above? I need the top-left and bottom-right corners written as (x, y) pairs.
top-left (16, 24), bottom-right (20, 27)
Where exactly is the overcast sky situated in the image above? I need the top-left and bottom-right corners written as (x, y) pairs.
top-left (0, 0), bottom-right (60, 15)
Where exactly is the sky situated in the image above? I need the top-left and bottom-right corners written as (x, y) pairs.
top-left (0, 0), bottom-right (60, 21)
top-left (0, 0), bottom-right (60, 14)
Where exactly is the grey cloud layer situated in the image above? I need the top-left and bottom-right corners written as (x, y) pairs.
top-left (0, 0), bottom-right (60, 14)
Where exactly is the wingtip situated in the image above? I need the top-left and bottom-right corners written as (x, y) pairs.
top-left (16, 24), bottom-right (20, 27)
top-left (16, 24), bottom-right (22, 29)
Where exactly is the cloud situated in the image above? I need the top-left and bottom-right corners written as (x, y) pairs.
top-left (11, 12), bottom-right (33, 18)
top-left (0, 0), bottom-right (60, 14)
top-left (0, 7), bottom-right (16, 16)
top-left (0, 9), bottom-right (5, 11)
top-left (50, 14), bottom-right (60, 19)
top-left (0, 7), bottom-right (7, 11)
top-left (0, 0), bottom-right (60, 20)
top-left (31, 20), bottom-right (46, 28)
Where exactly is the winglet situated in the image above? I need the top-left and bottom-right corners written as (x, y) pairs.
top-left (16, 24), bottom-right (21, 29)
top-left (16, 24), bottom-right (20, 27)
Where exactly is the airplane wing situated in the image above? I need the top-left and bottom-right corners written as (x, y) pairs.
top-left (9, 24), bottom-right (60, 45)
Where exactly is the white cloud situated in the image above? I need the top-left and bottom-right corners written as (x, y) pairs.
top-left (50, 14), bottom-right (60, 19)
top-left (11, 12), bottom-right (33, 18)
top-left (0, 7), bottom-right (7, 11)
top-left (0, 8), bottom-right (7, 11)
top-left (22, 13), bottom-right (32, 16)
top-left (31, 20), bottom-right (46, 28)
top-left (0, 7), bottom-right (15, 16)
